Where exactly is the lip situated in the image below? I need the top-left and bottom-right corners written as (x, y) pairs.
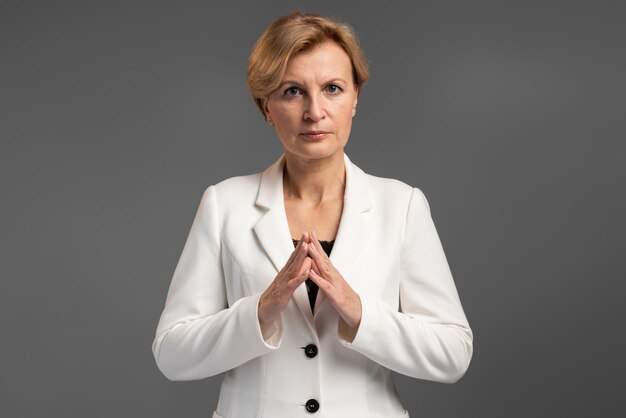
top-left (300, 131), bottom-right (330, 140)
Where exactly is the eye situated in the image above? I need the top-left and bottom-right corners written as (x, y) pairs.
top-left (284, 87), bottom-right (302, 97)
top-left (325, 84), bottom-right (342, 94)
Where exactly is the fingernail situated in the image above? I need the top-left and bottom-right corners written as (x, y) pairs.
top-left (312, 230), bottom-right (317, 239)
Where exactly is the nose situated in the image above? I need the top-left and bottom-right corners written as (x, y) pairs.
top-left (303, 94), bottom-right (326, 122)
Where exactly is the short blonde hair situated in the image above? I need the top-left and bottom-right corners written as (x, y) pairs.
top-left (247, 12), bottom-right (369, 116)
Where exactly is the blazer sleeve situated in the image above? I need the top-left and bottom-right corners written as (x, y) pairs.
top-left (152, 185), bottom-right (282, 381)
top-left (339, 187), bottom-right (473, 383)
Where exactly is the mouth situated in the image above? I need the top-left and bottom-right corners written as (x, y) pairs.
top-left (300, 131), bottom-right (330, 140)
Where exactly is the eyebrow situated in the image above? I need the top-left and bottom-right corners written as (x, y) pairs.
top-left (278, 78), bottom-right (348, 89)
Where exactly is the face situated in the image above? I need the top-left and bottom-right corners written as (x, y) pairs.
top-left (263, 41), bottom-right (358, 163)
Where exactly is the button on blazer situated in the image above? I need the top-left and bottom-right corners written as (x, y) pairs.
top-left (152, 153), bottom-right (473, 418)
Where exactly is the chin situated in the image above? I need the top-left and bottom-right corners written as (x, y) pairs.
top-left (285, 144), bottom-right (345, 162)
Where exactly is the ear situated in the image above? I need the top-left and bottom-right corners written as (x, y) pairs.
top-left (261, 96), bottom-right (274, 125)
top-left (262, 96), bottom-right (270, 119)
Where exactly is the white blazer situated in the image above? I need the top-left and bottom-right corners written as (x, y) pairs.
top-left (152, 153), bottom-right (473, 418)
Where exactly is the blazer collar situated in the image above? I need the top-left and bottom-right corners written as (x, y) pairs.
top-left (255, 152), bottom-right (372, 212)
top-left (253, 153), bottom-right (374, 322)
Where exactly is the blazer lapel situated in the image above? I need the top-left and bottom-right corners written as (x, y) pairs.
top-left (314, 153), bottom-right (374, 317)
top-left (252, 155), bottom-right (316, 325)
top-left (253, 154), bottom-right (294, 274)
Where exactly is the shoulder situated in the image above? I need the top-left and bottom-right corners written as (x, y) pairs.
top-left (366, 172), bottom-right (413, 196)
top-left (213, 172), bottom-right (262, 198)
top-left (359, 167), bottom-right (417, 203)
top-left (355, 164), bottom-right (430, 216)
top-left (193, 172), bottom-right (261, 214)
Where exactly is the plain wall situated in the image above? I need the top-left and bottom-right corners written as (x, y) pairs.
top-left (1, 0), bottom-right (624, 416)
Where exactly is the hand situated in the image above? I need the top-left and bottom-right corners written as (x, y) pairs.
top-left (307, 231), bottom-right (362, 329)
top-left (258, 232), bottom-right (312, 330)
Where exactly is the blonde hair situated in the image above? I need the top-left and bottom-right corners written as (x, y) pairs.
top-left (247, 12), bottom-right (369, 116)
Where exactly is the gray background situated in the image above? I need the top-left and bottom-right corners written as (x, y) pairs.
top-left (2, 0), bottom-right (624, 416)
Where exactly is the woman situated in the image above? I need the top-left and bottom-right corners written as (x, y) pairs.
top-left (152, 12), bottom-right (473, 418)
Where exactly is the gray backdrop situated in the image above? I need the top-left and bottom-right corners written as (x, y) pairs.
top-left (2, 0), bottom-right (624, 417)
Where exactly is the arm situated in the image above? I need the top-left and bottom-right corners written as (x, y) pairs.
top-left (338, 187), bottom-right (473, 383)
top-left (151, 186), bottom-right (282, 381)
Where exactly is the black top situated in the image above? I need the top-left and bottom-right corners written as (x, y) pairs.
top-left (292, 239), bottom-right (335, 312)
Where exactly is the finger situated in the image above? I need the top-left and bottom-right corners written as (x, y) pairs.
top-left (310, 259), bottom-right (321, 276)
top-left (308, 268), bottom-right (334, 292)
top-left (280, 233), bottom-right (304, 273)
top-left (286, 234), bottom-right (307, 270)
top-left (307, 239), bottom-right (330, 275)
top-left (288, 261), bottom-right (311, 289)
top-left (292, 232), bottom-right (306, 258)
top-left (311, 230), bottom-right (330, 260)
top-left (290, 242), bottom-right (309, 273)
top-left (297, 256), bottom-right (312, 276)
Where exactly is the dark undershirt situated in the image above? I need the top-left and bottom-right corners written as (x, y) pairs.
top-left (292, 239), bottom-right (335, 312)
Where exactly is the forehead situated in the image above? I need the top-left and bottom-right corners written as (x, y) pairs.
top-left (282, 41), bottom-right (353, 82)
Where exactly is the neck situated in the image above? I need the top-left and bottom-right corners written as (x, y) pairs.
top-left (282, 152), bottom-right (346, 205)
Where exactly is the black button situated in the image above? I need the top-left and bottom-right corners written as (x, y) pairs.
top-left (305, 399), bottom-right (319, 413)
top-left (304, 344), bottom-right (318, 358)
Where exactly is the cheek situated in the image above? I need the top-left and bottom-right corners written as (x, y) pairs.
top-left (274, 115), bottom-right (298, 135)
top-left (338, 107), bottom-right (354, 131)
top-left (337, 96), bottom-right (356, 121)
top-left (271, 104), bottom-right (300, 129)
